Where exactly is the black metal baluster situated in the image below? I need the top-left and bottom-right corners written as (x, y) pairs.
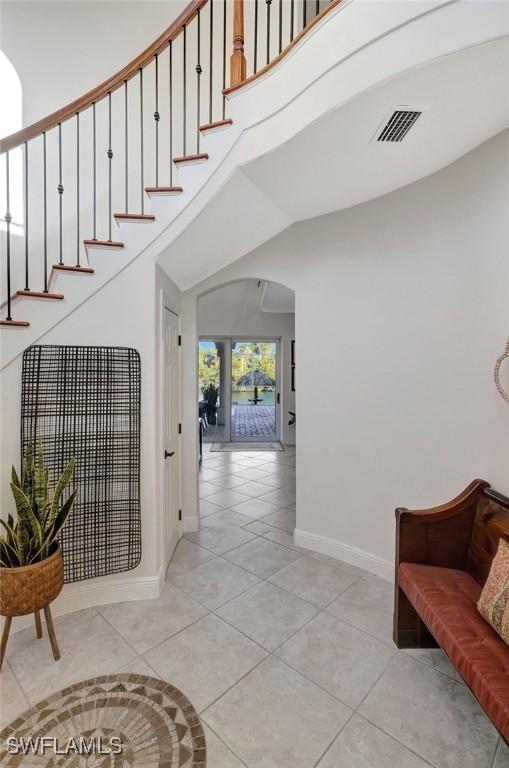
top-left (154, 54), bottom-right (160, 186)
top-left (209, 0), bottom-right (214, 124)
top-left (24, 141), bottom-right (29, 289)
top-left (266, 0), bottom-right (272, 66)
top-left (140, 68), bottom-right (144, 213)
top-left (58, 122), bottom-right (64, 265)
top-left (196, 8), bottom-right (202, 152)
top-left (76, 113), bottom-right (80, 266)
top-left (124, 80), bottom-right (128, 212)
top-left (43, 132), bottom-right (48, 291)
top-left (290, 0), bottom-right (295, 41)
top-left (316, 0), bottom-right (320, 17)
top-left (183, 24), bottom-right (187, 156)
top-left (254, 0), bottom-right (259, 73)
top-left (93, 102), bottom-right (97, 240)
top-left (4, 152), bottom-right (12, 320)
top-left (107, 92), bottom-right (113, 241)
top-left (222, 0), bottom-right (226, 119)
top-left (169, 40), bottom-right (174, 184)
top-left (279, 0), bottom-right (283, 53)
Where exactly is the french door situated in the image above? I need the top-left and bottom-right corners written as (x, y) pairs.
top-left (230, 340), bottom-right (280, 442)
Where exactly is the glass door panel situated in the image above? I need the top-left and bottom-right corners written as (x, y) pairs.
top-left (231, 341), bottom-right (278, 442)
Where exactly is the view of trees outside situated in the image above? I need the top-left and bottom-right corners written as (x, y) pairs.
top-left (198, 341), bottom-right (277, 405)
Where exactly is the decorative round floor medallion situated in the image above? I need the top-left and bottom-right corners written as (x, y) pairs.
top-left (0, 674), bottom-right (206, 767)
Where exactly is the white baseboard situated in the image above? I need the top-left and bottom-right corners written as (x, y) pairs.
top-left (183, 514), bottom-right (200, 533)
top-left (294, 528), bottom-right (394, 582)
top-left (10, 567), bottom-right (165, 633)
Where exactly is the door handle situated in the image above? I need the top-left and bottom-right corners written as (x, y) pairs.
top-left (164, 450), bottom-right (175, 459)
top-left (276, 393), bottom-right (280, 405)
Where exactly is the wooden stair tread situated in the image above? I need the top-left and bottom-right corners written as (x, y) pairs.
top-left (1, 319), bottom-right (30, 327)
top-left (200, 119), bottom-right (233, 132)
top-left (52, 264), bottom-right (94, 274)
top-left (114, 213), bottom-right (155, 221)
top-left (173, 153), bottom-right (209, 165)
top-left (145, 186), bottom-right (184, 195)
top-left (84, 239), bottom-right (124, 248)
top-left (16, 290), bottom-right (64, 300)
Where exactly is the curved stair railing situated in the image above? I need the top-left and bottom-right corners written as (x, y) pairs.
top-left (0, 0), bottom-right (340, 328)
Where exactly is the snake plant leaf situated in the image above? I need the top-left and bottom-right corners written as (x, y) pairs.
top-left (22, 442), bottom-right (35, 501)
top-left (11, 465), bottom-right (21, 489)
top-left (10, 483), bottom-right (43, 546)
top-left (17, 520), bottom-right (29, 565)
top-left (51, 489), bottom-right (77, 537)
top-left (48, 457), bottom-right (75, 527)
top-left (34, 442), bottom-right (49, 511)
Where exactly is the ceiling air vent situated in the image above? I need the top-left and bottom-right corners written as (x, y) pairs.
top-left (376, 109), bottom-right (422, 143)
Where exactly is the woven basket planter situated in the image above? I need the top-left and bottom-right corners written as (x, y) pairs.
top-left (0, 545), bottom-right (64, 618)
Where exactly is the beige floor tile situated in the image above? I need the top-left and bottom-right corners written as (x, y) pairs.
top-left (98, 582), bottom-right (208, 653)
top-left (201, 509), bottom-right (253, 529)
top-left (187, 524), bottom-right (257, 555)
top-left (317, 714), bottom-right (432, 768)
top-left (216, 581), bottom-right (318, 651)
top-left (276, 612), bottom-right (395, 708)
top-left (166, 538), bottom-right (216, 577)
top-left (202, 725), bottom-right (246, 768)
top-left (269, 556), bottom-right (359, 608)
top-left (493, 738), bottom-right (509, 768)
top-left (259, 487), bottom-right (296, 507)
top-left (229, 497), bottom-right (280, 519)
top-left (203, 656), bottom-right (351, 768)
top-left (231, 480), bottom-right (274, 497)
top-left (326, 574), bottom-right (394, 644)
top-left (359, 654), bottom-right (499, 768)
top-left (223, 537), bottom-right (303, 578)
top-left (0, 662), bottom-right (29, 729)
top-left (260, 507), bottom-right (296, 532)
top-left (205, 489), bottom-right (252, 508)
top-left (169, 557), bottom-right (260, 610)
top-left (144, 614), bottom-right (267, 712)
top-left (7, 608), bottom-right (136, 704)
top-left (263, 528), bottom-right (306, 552)
top-left (243, 520), bottom-right (274, 535)
top-left (199, 498), bottom-right (222, 517)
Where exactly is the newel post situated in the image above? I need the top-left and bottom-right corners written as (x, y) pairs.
top-left (230, 0), bottom-right (246, 87)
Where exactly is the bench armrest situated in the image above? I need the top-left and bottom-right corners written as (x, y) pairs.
top-left (395, 479), bottom-right (489, 572)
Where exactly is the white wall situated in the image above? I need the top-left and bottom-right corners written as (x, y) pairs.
top-left (0, 0), bottom-right (187, 126)
top-left (182, 130), bottom-right (509, 578)
top-left (198, 279), bottom-right (296, 445)
top-left (0, 250), bottom-right (182, 624)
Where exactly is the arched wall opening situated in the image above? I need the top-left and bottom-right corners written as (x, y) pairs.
top-left (0, 50), bottom-right (23, 234)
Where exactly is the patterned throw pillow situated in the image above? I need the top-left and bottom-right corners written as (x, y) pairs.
top-left (478, 537), bottom-right (509, 646)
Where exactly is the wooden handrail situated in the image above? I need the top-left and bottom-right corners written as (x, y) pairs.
top-left (224, 0), bottom-right (345, 96)
top-left (0, 0), bottom-right (208, 154)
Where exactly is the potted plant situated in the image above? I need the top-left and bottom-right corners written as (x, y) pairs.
top-left (0, 442), bottom-right (76, 668)
top-left (202, 382), bottom-right (219, 425)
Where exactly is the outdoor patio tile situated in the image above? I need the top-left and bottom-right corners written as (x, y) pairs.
top-left (231, 480), bottom-right (274, 497)
top-left (260, 506), bottom-right (296, 532)
top-left (259, 486), bottom-right (296, 506)
top-left (169, 557), bottom-right (260, 609)
top-left (229, 497), bottom-right (280, 519)
top-left (317, 714), bottom-right (432, 768)
top-left (0, 662), bottom-right (30, 730)
top-left (7, 608), bottom-right (136, 704)
top-left (202, 724), bottom-right (245, 768)
top-left (216, 581), bottom-right (318, 651)
top-left (359, 654), bottom-right (499, 768)
top-left (166, 538), bottom-right (216, 576)
top-left (223, 536), bottom-right (303, 578)
top-left (276, 612), bottom-right (395, 708)
top-left (187, 524), bottom-right (257, 555)
top-left (98, 582), bottom-right (208, 654)
top-left (269, 556), bottom-right (360, 608)
top-left (202, 656), bottom-right (351, 768)
top-left (326, 573), bottom-right (393, 645)
top-left (204, 489), bottom-right (252, 508)
top-left (200, 509), bottom-right (253, 529)
top-left (144, 614), bottom-right (267, 712)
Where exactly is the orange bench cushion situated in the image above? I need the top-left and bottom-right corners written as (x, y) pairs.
top-left (398, 562), bottom-right (509, 741)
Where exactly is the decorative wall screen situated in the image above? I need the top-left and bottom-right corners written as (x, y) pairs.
top-left (21, 346), bottom-right (141, 583)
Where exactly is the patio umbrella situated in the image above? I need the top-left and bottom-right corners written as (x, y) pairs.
top-left (236, 369), bottom-right (275, 387)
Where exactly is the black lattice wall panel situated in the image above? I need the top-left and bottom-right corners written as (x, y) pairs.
top-left (21, 346), bottom-right (141, 583)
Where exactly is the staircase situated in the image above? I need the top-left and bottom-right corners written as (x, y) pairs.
top-left (0, 0), bottom-right (333, 362)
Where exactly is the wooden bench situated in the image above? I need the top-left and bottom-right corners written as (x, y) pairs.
top-left (394, 479), bottom-right (509, 741)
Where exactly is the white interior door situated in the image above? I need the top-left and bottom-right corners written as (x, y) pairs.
top-left (164, 307), bottom-right (180, 567)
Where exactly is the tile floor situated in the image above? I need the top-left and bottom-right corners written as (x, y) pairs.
top-left (1, 443), bottom-right (507, 768)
